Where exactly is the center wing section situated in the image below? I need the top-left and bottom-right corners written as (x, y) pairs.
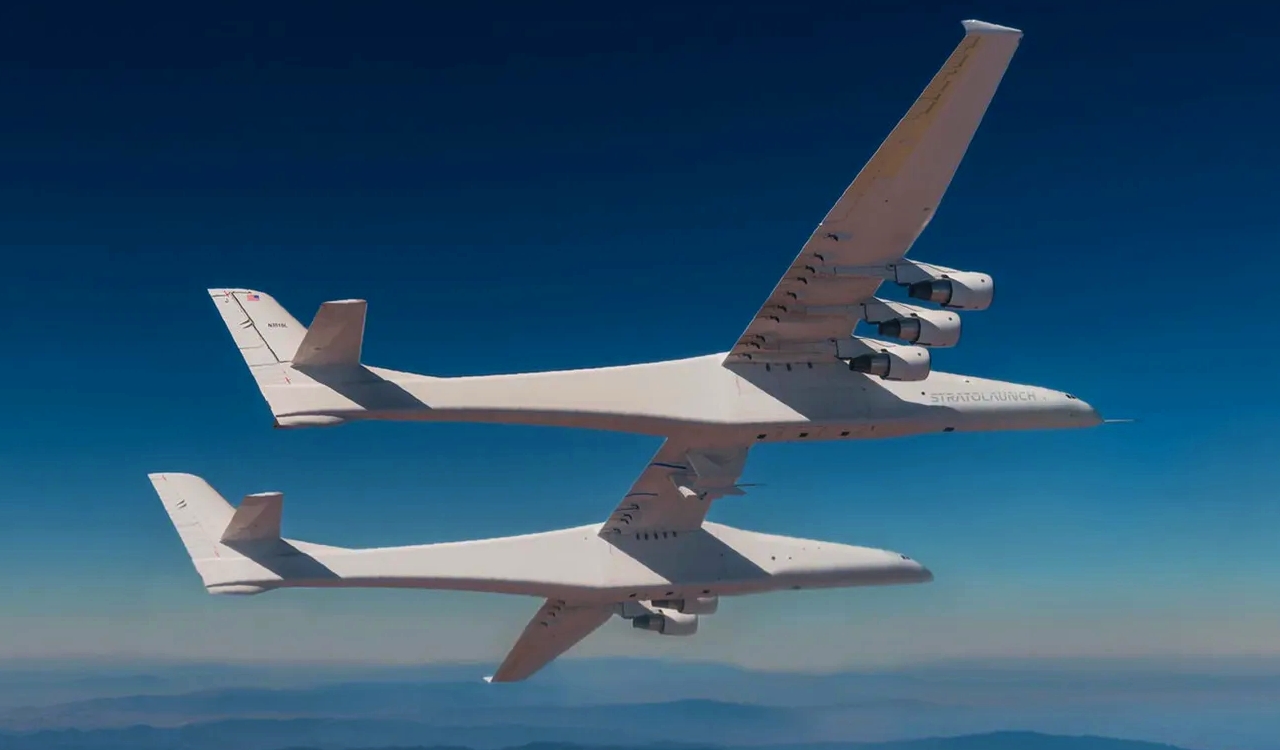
top-left (485, 598), bottom-right (614, 683)
top-left (599, 437), bottom-right (752, 536)
top-left (725, 20), bottom-right (1023, 364)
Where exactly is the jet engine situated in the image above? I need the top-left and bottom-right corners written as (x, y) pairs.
top-left (877, 308), bottom-right (961, 348)
top-left (906, 271), bottom-right (993, 311)
top-left (846, 343), bottom-right (931, 381)
top-left (632, 610), bottom-right (698, 636)
top-left (651, 596), bottom-right (719, 615)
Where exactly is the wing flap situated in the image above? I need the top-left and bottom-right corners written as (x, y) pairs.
top-left (486, 599), bottom-right (614, 683)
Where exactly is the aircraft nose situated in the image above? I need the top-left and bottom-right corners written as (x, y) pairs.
top-left (891, 552), bottom-right (933, 583)
top-left (1076, 399), bottom-right (1103, 426)
top-left (1062, 392), bottom-right (1102, 426)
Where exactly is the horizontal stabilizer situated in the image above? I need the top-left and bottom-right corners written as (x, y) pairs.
top-left (293, 299), bottom-right (367, 367)
top-left (221, 491), bottom-right (283, 543)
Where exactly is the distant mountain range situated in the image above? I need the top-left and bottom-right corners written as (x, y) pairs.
top-left (2, 659), bottom-right (1277, 750)
top-left (0, 730), bottom-right (1197, 750)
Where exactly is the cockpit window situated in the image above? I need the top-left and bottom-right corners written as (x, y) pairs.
top-left (1065, 393), bottom-right (1077, 400)
top-left (899, 554), bottom-right (911, 560)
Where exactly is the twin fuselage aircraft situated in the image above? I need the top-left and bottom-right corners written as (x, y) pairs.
top-left (153, 20), bottom-right (1102, 682)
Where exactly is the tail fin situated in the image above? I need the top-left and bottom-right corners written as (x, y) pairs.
top-left (207, 289), bottom-right (309, 367)
top-left (148, 472), bottom-right (285, 595)
top-left (207, 289), bottom-right (367, 424)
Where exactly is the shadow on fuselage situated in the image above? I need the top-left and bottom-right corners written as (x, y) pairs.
top-left (292, 364), bottom-right (427, 412)
top-left (222, 539), bottom-right (341, 581)
top-left (606, 528), bottom-right (769, 587)
top-left (727, 360), bottom-right (936, 423)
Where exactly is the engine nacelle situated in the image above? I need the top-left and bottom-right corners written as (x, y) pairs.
top-left (651, 596), bottom-right (719, 615)
top-left (906, 271), bottom-right (993, 311)
top-left (843, 342), bottom-right (931, 381)
top-left (632, 610), bottom-right (698, 636)
top-left (877, 308), bottom-right (961, 348)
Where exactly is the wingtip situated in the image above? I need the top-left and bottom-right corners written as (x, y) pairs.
top-left (482, 675), bottom-right (495, 683)
top-left (962, 19), bottom-right (1023, 36)
top-left (147, 471), bottom-right (199, 484)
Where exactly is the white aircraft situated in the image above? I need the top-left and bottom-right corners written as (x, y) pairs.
top-left (149, 470), bottom-right (932, 682)
top-left (208, 20), bottom-right (1102, 464)
top-left (161, 20), bottom-right (1101, 679)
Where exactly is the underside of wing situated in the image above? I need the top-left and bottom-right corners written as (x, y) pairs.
top-left (486, 598), bottom-right (614, 683)
top-left (599, 437), bottom-right (752, 537)
top-left (725, 20), bottom-right (1022, 365)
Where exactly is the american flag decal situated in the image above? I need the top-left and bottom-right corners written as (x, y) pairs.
top-left (245, 293), bottom-right (260, 301)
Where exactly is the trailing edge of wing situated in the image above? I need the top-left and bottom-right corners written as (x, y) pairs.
top-left (487, 599), bottom-right (614, 683)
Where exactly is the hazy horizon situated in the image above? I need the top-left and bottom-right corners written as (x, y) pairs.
top-left (4, 656), bottom-right (1279, 750)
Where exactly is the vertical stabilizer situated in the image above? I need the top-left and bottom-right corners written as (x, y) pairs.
top-left (148, 473), bottom-right (271, 594)
top-left (208, 289), bottom-right (306, 420)
top-left (209, 289), bottom-right (307, 365)
top-left (149, 472), bottom-right (235, 565)
top-left (207, 289), bottom-right (370, 426)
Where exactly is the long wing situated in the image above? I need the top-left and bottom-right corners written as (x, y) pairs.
top-left (486, 434), bottom-right (756, 682)
top-left (486, 437), bottom-right (753, 681)
top-left (599, 436), bottom-right (751, 536)
top-left (725, 20), bottom-right (1022, 364)
top-left (485, 598), bottom-right (615, 683)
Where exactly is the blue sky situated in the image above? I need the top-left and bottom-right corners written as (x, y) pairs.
top-left (1, 0), bottom-right (1278, 668)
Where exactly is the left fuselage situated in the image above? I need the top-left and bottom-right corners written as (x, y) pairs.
top-left (196, 522), bottom-right (932, 601)
top-left (264, 353), bottom-right (1101, 440)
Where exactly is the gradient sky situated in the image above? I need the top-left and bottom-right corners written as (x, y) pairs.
top-left (1, 0), bottom-right (1278, 669)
